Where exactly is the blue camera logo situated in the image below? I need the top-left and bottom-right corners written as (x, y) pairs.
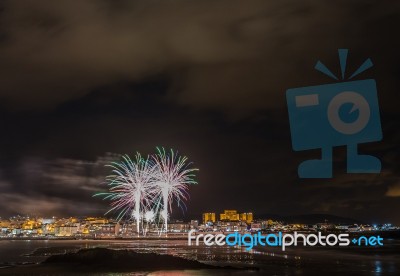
top-left (286, 49), bottom-right (382, 178)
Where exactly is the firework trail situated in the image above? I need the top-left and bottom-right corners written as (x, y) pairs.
top-left (152, 147), bottom-right (198, 233)
top-left (95, 153), bottom-right (158, 234)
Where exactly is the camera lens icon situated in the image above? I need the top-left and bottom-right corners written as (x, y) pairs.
top-left (327, 91), bottom-right (371, 135)
top-left (286, 49), bottom-right (383, 178)
top-left (286, 79), bottom-right (382, 178)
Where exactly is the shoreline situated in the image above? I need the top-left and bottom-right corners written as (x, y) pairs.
top-left (1, 229), bottom-right (399, 241)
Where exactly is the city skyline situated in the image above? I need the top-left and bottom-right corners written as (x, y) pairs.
top-left (1, 210), bottom-right (397, 227)
top-left (1, 212), bottom-right (398, 238)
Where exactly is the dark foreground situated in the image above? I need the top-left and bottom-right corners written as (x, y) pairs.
top-left (0, 248), bottom-right (252, 275)
top-left (1, 239), bottom-right (399, 275)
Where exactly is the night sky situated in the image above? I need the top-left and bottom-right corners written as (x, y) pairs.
top-left (0, 0), bottom-right (399, 224)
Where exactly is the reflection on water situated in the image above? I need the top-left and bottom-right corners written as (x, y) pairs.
top-left (0, 239), bottom-right (399, 274)
top-left (375, 260), bottom-right (382, 273)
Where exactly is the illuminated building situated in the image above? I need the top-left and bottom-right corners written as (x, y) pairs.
top-left (0, 220), bottom-right (11, 228)
top-left (93, 223), bottom-right (120, 237)
top-left (22, 219), bottom-right (41, 230)
top-left (220, 210), bottom-right (239, 221)
top-left (250, 222), bottom-right (261, 231)
top-left (240, 212), bottom-right (253, 223)
top-left (202, 213), bottom-right (216, 224)
top-left (55, 225), bottom-right (78, 237)
top-left (190, 220), bottom-right (199, 228)
top-left (82, 227), bottom-right (90, 235)
top-left (85, 217), bottom-right (108, 224)
top-left (42, 223), bottom-right (56, 235)
top-left (40, 218), bottom-right (55, 224)
top-left (169, 221), bottom-right (189, 232)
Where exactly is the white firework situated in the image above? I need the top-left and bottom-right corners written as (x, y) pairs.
top-left (97, 153), bottom-right (158, 234)
top-left (152, 147), bottom-right (198, 233)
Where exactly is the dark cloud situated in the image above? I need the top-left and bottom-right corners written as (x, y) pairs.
top-left (0, 155), bottom-right (112, 216)
top-left (0, 0), bottom-right (399, 115)
top-left (0, 0), bottom-right (399, 224)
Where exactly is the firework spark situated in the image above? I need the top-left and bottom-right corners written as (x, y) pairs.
top-left (95, 153), bottom-right (158, 234)
top-left (152, 147), bottom-right (198, 233)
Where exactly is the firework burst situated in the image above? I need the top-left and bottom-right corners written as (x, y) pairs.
top-left (152, 147), bottom-right (198, 233)
top-left (96, 148), bottom-right (198, 236)
top-left (95, 153), bottom-right (158, 234)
